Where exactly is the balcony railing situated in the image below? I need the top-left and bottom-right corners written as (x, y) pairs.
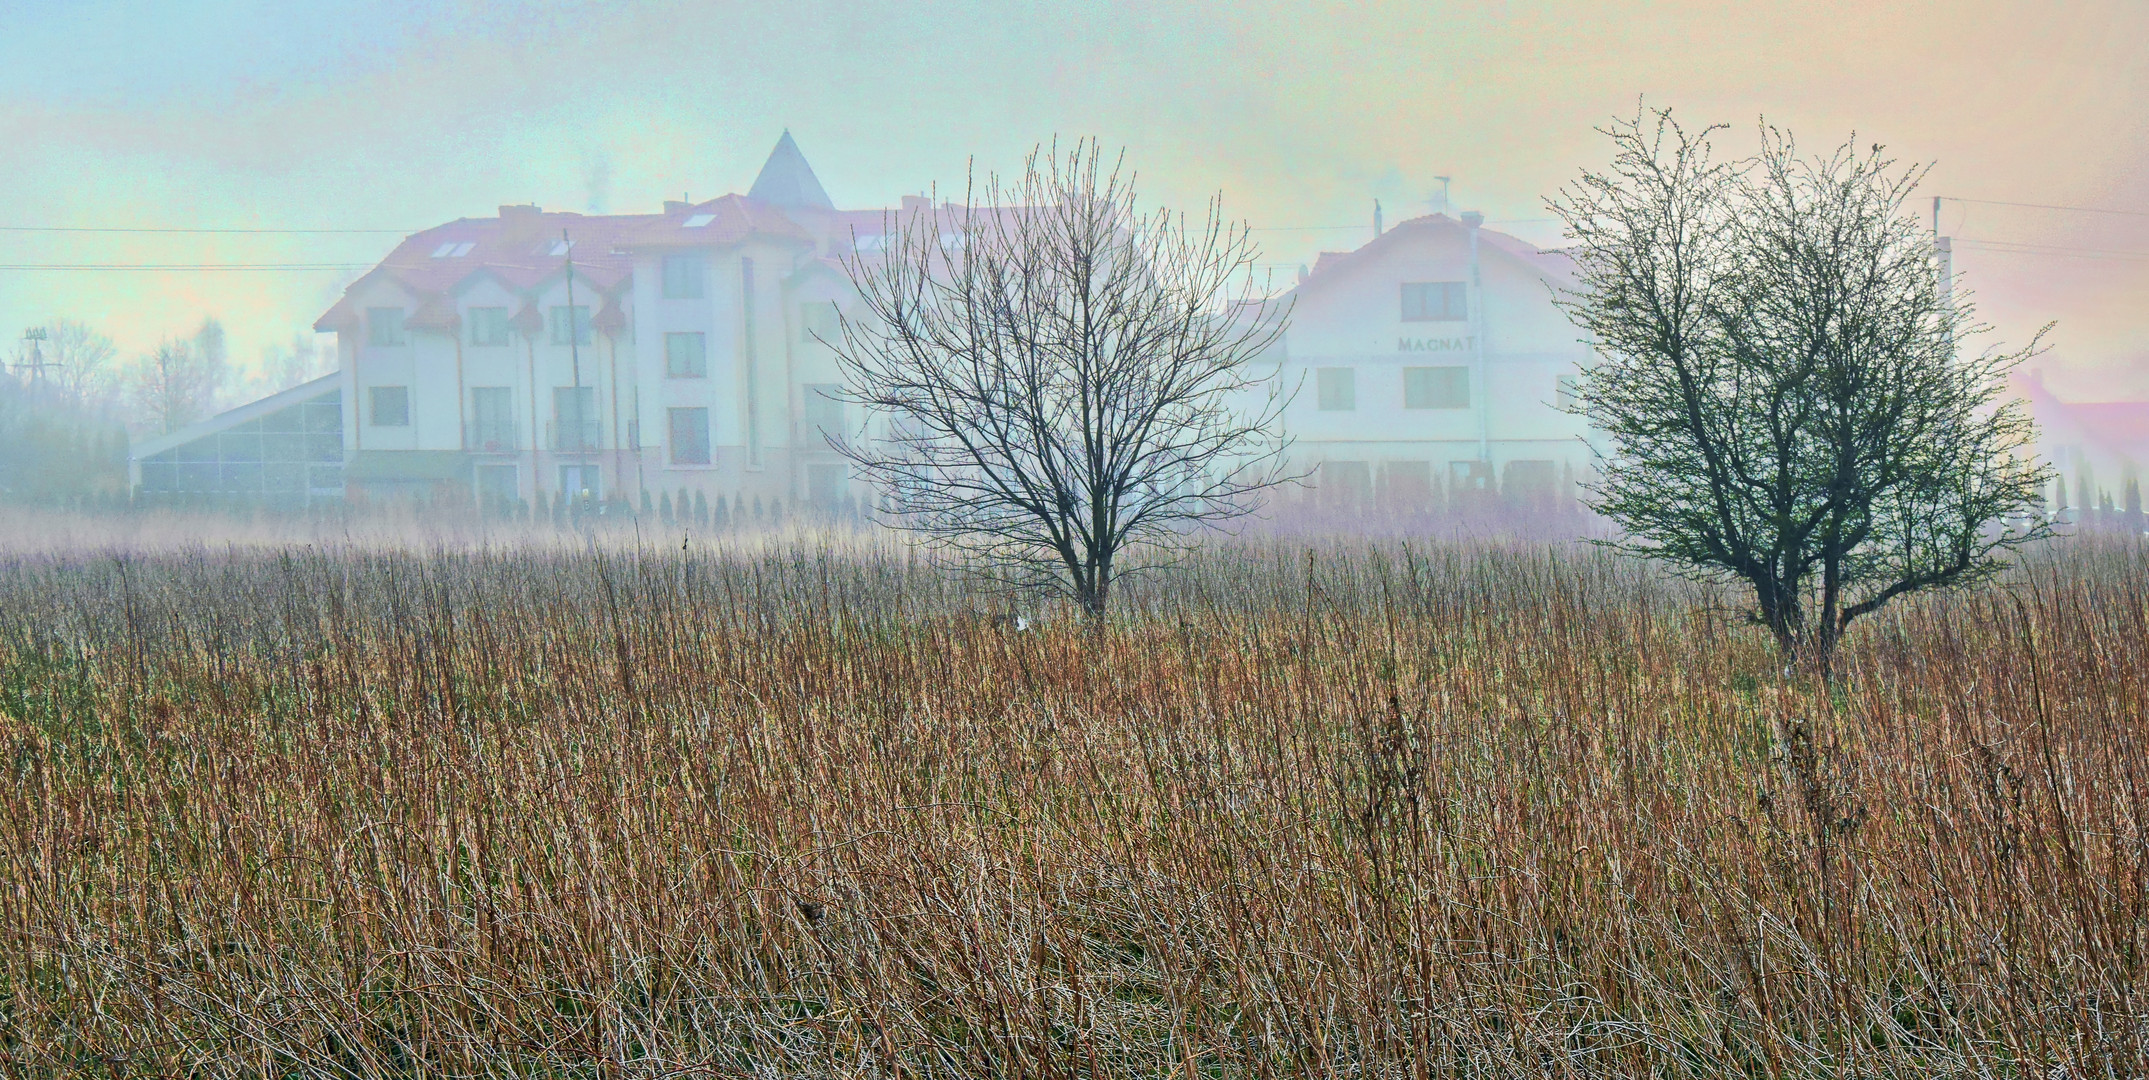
top-left (546, 420), bottom-right (604, 453)
top-left (466, 428), bottom-right (519, 452)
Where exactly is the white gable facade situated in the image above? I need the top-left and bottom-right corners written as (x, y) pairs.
top-left (1273, 213), bottom-right (1599, 516)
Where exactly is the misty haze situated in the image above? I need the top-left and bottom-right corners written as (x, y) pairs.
top-left (2, 3), bottom-right (2146, 1076)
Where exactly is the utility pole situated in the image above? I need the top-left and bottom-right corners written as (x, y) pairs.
top-left (563, 229), bottom-right (582, 393)
top-left (561, 228), bottom-right (588, 497)
top-left (1930, 197), bottom-right (1953, 303)
top-left (13, 327), bottom-right (48, 382)
top-left (1463, 210), bottom-right (1489, 465)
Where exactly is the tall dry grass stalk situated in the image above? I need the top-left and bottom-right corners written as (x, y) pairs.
top-left (0, 536), bottom-right (2143, 1077)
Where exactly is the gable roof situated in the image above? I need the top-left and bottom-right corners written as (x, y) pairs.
top-left (2019, 373), bottom-right (2149, 464)
top-left (1287, 214), bottom-right (1576, 304)
top-left (2065, 403), bottom-right (2149, 457)
top-left (747, 130), bottom-right (836, 210)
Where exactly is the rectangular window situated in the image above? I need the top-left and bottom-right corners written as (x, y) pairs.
top-left (552, 386), bottom-right (598, 450)
top-left (366, 307), bottom-right (406, 346)
top-left (558, 464), bottom-right (600, 498)
top-left (1401, 282), bottom-right (1468, 322)
top-left (548, 305), bottom-right (591, 346)
top-left (468, 306), bottom-right (512, 347)
top-left (662, 254), bottom-right (705, 299)
top-left (800, 301), bottom-right (841, 344)
top-left (664, 331), bottom-right (707, 378)
top-left (801, 383), bottom-right (845, 439)
top-left (1316, 367), bottom-right (1356, 411)
top-left (1403, 366), bottom-right (1471, 409)
top-left (368, 385), bottom-right (410, 426)
top-left (470, 386), bottom-right (515, 450)
top-left (668, 407), bottom-right (711, 465)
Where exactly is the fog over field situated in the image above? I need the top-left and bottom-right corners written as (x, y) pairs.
top-left (5, 5), bottom-right (2149, 1076)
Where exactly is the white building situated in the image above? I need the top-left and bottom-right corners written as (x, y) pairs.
top-left (1272, 211), bottom-right (1598, 513)
top-left (134, 132), bottom-right (899, 513)
top-left (131, 141), bottom-right (1600, 521)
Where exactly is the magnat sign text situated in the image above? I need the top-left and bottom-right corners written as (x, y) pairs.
top-left (1399, 336), bottom-right (1476, 353)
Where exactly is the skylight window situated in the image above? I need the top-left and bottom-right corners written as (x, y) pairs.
top-left (431, 241), bottom-right (476, 258)
top-left (547, 239), bottom-right (575, 257)
top-left (682, 213), bottom-right (716, 228)
top-left (453, 241), bottom-right (475, 256)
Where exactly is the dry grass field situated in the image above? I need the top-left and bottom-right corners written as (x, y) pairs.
top-left (0, 526), bottom-right (2144, 1077)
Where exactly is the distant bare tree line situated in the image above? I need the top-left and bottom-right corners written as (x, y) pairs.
top-left (5, 316), bottom-right (334, 435)
top-left (1, 315), bottom-right (334, 502)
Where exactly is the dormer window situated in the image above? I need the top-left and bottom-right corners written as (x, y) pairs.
top-left (682, 213), bottom-right (716, 228)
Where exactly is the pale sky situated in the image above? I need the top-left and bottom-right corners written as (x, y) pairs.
top-left (3, 0), bottom-right (2145, 397)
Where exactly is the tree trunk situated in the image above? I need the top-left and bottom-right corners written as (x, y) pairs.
top-left (1078, 560), bottom-right (1112, 620)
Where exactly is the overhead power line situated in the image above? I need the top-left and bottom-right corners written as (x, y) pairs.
top-left (1941, 197), bottom-right (2149, 219)
top-left (1250, 217), bottom-right (1552, 232)
top-left (0, 263), bottom-right (371, 271)
top-left (0, 225), bottom-right (415, 234)
top-left (1952, 238), bottom-right (2149, 262)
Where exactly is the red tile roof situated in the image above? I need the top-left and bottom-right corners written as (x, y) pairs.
top-left (2013, 373), bottom-right (2149, 462)
top-left (315, 194), bottom-right (814, 333)
top-left (1287, 214), bottom-right (1575, 303)
top-left (2067, 403), bottom-right (2149, 453)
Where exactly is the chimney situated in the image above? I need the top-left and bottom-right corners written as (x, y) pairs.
top-left (1373, 199), bottom-right (1384, 237)
top-left (663, 200), bottom-right (690, 214)
top-left (498, 203), bottom-right (544, 243)
top-left (1461, 210), bottom-right (1484, 229)
top-left (900, 195), bottom-right (931, 215)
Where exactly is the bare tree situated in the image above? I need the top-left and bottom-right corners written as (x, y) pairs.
top-left (124, 338), bottom-right (218, 435)
top-left (1551, 108), bottom-right (2051, 675)
top-left (240, 331), bottom-right (333, 402)
top-left (831, 140), bottom-right (1292, 617)
top-left (192, 317), bottom-right (234, 410)
top-left (34, 319), bottom-right (120, 413)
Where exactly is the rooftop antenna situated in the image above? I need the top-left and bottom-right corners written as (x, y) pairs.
top-left (1435, 176), bottom-right (1453, 217)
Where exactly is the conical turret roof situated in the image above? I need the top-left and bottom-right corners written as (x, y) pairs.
top-left (747, 130), bottom-right (835, 210)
